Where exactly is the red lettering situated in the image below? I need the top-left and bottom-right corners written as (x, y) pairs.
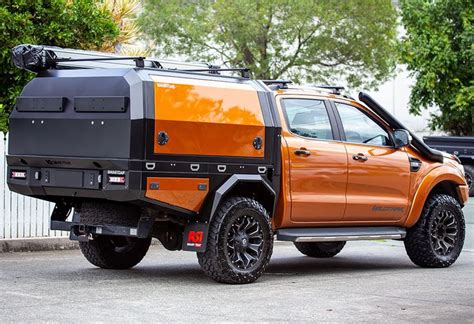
top-left (188, 231), bottom-right (203, 243)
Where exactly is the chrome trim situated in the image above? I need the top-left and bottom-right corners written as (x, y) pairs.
top-left (257, 166), bottom-right (267, 174)
top-left (145, 162), bottom-right (156, 170)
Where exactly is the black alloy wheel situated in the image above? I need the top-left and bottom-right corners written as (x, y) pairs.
top-left (197, 197), bottom-right (273, 284)
top-left (226, 214), bottom-right (264, 270)
top-left (430, 209), bottom-right (459, 257)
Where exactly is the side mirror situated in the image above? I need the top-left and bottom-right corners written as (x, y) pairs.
top-left (393, 129), bottom-right (410, 148)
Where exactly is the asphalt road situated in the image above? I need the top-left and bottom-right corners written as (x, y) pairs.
top-left (0, 201), bottom-right (473, 323)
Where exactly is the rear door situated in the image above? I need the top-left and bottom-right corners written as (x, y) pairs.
top-left (333, 101), bottom-right (411, 222)
top-left (280, 97), bottom-right (348, 223)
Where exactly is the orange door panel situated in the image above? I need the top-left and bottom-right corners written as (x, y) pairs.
top-left (344, 143), bottom-right (410, 221)
top-left (285, 136), bottom-right (348, 223)
top-left (145, 177), bottom-right (209, 212)
top-left (151, 76), bottom-right (265, 157)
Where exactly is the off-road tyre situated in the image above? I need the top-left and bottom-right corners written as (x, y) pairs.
top-left (294, 241), bottom-right (346, 258)
top-left (78, 201), bottom-right (151, 269)
top-left (197, 197), bottom-right (273, 284)
top-left (404, 194), bottom-right (465, 268)
top-left (464, 165), bottom-right (473, 196)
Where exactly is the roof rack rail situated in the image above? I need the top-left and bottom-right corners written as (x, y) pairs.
top-left (181, 67), bottom-right (250, 78)
top-left (55, 56), bottom-right (151, 68)
top-left (262, 80), bottom-right (293, 90)
top-left (311, 85), bottom-right (345, 95)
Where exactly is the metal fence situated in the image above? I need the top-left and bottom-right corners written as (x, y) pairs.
top-left (1, 134), bottom-right (66, 239)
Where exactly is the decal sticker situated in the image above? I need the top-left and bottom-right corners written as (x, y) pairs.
top-left (372, 206), bottom-right (404, 213)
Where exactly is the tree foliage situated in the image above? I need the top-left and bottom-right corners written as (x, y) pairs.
top-left (139, 0), bottom-right (397, 87)
top-left (0, 0), bottom-right (119, 133)
top-left (97, 0), bottom-right (148, 55)
top-left (399, 0), bottom-right (473, 135)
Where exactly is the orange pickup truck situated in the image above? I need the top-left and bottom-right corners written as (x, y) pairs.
top-left (7, 45), bottom-right (469, 283)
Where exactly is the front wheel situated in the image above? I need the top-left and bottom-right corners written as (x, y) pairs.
top-left (464, 165), bottom-right (473, 196)
top-left (197, 197), bottom-right (273, 284)
top-left (404, 194), bottom-right (465, 268)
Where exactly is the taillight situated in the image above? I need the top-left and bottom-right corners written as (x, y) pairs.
top-left (107, 170), bottom-right (126, 184)
top-left (11, 170), bottom-right (27, 179)
top-left (108, 175), bottom-right (126, 184)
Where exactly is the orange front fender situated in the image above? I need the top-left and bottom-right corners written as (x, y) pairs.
top-left (404, 165), bottom-right (467, 228)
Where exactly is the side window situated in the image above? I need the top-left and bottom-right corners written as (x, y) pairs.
top-left (335, 103), bottom-right (391, 146)
top-left (282, 99), bottom-right (333, 140)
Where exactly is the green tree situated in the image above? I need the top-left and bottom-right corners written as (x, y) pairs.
top-left (139, 0), bottom-right (397, 86)
top-left (0, 0), bottom-right (119, 133)
top-left (399, 0), bottom-right (473, 135)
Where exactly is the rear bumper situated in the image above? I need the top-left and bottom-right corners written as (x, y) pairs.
top-left (7, 166), bottom-right (143, 202)
top-left (6, 165), bottom-right (205, 217)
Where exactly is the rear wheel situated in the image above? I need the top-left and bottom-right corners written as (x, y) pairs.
top-left (404, 194), bottom-right (465, 268)
top-left (78, 201), bottom-right (151, 269)
top-left (197, 197), bottom-right (273, 284)
top-left (294, 241), bottom-right (346, 258)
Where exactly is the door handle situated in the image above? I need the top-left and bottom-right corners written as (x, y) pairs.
top-left (353, 153), bottom-right (368, 161)
top-left (295, 148), bottom-right (311, 156)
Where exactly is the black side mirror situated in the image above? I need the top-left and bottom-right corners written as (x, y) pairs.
top-left (393, 129), bottom-right (410, 148)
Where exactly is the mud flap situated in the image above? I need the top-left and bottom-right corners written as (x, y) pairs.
top-left (182, 222), bottom-right (209, 252)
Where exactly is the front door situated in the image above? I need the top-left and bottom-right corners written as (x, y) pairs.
top-left (281, 98), bottom-right (348, 223)
top-left (334, 102), bottom-right (411, 222)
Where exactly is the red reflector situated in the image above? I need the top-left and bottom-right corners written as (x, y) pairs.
top-left (11, 171), bottom-right (27, 179)
top-left (108, 176), bottom-right (126, 184)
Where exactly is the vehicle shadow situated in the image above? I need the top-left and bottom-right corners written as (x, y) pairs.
top-left (59, 253), bottom-right (417, 285)
top-left (266, 255), bottom-right (415, 276)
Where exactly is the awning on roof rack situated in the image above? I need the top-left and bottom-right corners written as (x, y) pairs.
top-left (11, 44), bottom-right (211, 72)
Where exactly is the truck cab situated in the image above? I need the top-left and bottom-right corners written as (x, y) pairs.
top-left (271, 85), bottom-right (468, 229)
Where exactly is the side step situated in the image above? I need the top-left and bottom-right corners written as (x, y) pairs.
top-left (276, 226), bottom-right (406, 242)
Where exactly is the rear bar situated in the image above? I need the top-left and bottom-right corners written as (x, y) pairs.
top-left (51, 209), bottom-right (154, 242)
top-left (51, 218), bottom-right (154, 242)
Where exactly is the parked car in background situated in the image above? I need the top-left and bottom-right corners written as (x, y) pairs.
top-left (424, 136), bottom-right (474, 196)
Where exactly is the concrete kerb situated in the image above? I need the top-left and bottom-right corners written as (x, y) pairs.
top-left (0, 237), bottom-right (164, 253)
top-left (0, 237), bottom-right (79, 253)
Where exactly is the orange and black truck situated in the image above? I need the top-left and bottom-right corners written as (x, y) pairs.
top-left (7, 45), bottom-right (469, 283)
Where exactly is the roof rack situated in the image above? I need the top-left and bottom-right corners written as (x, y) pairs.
top-left (262, 80), bottom-right (293, 90)
top-left (311, 85), bottom-right (345, 95)
top-left (181, 68), bottom-right (250, 78)
top-left (11, 44), bottom-right (251, 78)
top-left (261, 81), bottom-right (346, 94)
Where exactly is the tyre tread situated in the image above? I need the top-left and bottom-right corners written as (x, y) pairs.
top-left (78, 201), bottom-right (151, 269)
top-left (404, 194), bottom-right (465, 268)
top-left (197, 197), bottom-right (273, 284)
